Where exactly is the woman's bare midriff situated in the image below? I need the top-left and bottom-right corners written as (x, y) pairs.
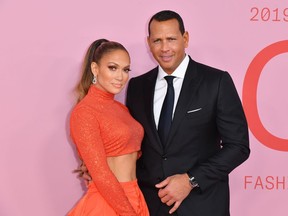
top-left (107, 151), bottom-right (138, 182)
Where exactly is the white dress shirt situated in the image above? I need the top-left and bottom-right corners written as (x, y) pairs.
top-left (154, 55), bottom-right (189, 129)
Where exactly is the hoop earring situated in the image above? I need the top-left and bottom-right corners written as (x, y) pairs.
top-left (92, 75), bottom-right (97, 84)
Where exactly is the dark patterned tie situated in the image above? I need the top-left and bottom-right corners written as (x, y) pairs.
top-left (158, 76), bottom-right (175, 146)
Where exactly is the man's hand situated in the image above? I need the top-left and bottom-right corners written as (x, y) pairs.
top-left (74, 161), bottom-right (92, 186)
top-left (155, 173), bottom-right (192, 214)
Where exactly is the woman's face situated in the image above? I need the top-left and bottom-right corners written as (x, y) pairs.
top-left (91, 49), bottom-right (130, 95)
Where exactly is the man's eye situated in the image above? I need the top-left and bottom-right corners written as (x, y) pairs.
top-left (153, 39), bottom-right (160, 44)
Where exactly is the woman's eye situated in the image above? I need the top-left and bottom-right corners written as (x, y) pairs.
top-left (124, 68), bottom-right (131, 73)
top-left (108, 66), bottom-right (117, 71)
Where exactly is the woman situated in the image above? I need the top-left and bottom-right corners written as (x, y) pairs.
top-left (68, 39), bottom-right (149, 216)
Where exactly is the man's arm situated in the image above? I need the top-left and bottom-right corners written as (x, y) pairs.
top-left (155, 72), bottom-right (250, 213)
top-left (187, 72), bottom-right (250, 191)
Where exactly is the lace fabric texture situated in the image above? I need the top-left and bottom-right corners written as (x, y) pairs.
top-left (70, 86), bottom-right (144, 215)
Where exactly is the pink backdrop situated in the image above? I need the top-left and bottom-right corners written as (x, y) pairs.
top-left (0, 1), bottom-right (287, 215)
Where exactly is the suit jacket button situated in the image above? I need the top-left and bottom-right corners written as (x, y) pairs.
top-left (162, 156), bottom-right (167, 160)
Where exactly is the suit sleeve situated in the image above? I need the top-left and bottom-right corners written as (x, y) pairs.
top-left (188, 72), bottom-right (250, 191)
top-left (70, 106), bottom-right (137, 215)
top-left (126, 78), bottom-right (134, 112)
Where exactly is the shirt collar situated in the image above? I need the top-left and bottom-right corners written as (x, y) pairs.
top-left (157, 54), bottom-right (189, 80)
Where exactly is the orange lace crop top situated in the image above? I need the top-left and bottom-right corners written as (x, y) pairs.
top-left (70, 86), bottom-right (144, 215)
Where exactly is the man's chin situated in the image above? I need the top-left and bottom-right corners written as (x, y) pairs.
top-left (159, 63), bottom-right (174, 73)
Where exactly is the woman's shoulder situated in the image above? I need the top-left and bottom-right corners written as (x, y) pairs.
top-left (114, 100), bottom-right (129, 111)
top-left (70, 99), bottom-right (99, 120)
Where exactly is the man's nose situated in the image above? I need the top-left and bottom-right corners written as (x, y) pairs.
top-left (161, 41), bottom-right (169, 52)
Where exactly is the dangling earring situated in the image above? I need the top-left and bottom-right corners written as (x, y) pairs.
top-left (92, 75), bottom-right (97, 84)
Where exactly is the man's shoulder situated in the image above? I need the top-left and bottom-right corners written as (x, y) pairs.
top-left (186, 58), bottom-right (234, 87)
top-left (130, 66), bottom-right (158, 81)
top-left (192, 59), bottom-right (226, 75)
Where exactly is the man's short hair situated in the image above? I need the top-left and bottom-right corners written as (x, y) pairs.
top-left (148, 10), bottom-right (185, 35)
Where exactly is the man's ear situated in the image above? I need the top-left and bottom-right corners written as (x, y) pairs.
top-left (147, 36), bottom-right (152, 51)
top-left (183, 31), bottom-right (189, 48)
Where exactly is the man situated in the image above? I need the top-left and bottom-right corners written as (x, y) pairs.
top-left (126, 10), bottom-right (250, 216)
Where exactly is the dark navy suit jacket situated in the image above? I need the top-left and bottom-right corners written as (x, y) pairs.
top-left (126, 57), bottom-right (250, 216)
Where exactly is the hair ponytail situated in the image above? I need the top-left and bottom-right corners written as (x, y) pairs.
top-left (76, 39), bottom-right (109, 102)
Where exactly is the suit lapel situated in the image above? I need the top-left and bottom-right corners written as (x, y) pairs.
top-left (166, 58), bottom-right (203, 149)
top-left (142, 68), bottom-right (164, 153)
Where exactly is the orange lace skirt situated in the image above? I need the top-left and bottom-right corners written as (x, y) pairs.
top-left (68, 179), bottom-right (149, 216)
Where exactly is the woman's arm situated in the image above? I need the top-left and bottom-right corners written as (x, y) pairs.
top-left (70, 106), bottom-right (136, 215)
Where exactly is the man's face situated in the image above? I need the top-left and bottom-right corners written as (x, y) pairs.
top-left (147, 19), bottom-right (189, 74)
